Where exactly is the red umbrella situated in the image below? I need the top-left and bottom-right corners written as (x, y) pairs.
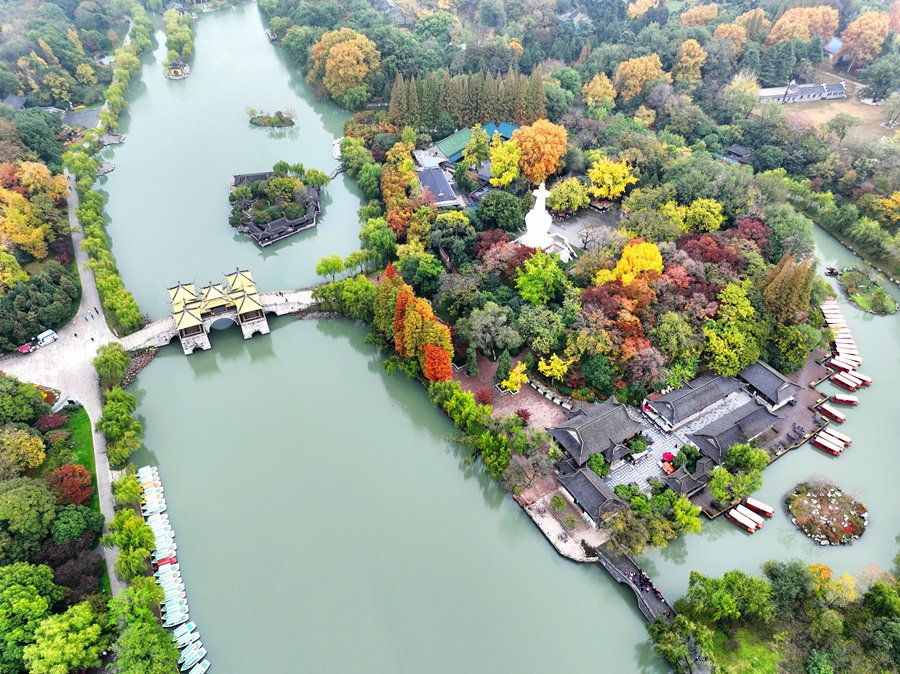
top-left (662, 452), bottom-right (675, 462)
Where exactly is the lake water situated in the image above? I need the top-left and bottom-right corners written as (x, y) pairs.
top-left (105, 5), bottom-right (667, 672)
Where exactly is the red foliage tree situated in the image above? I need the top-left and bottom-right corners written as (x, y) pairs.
top-left (34, 414), bottom-right (67, 433)
top-left (503, 245), bottom-right (537, 285)
top-left (423, 344), bottom-right (453, 382)
top-left (474, 229), bottom-right (510, 260)
top-left (393, 287), bottom-right (415, 355)
top-left (515, 408), bottom-right (532, 424)
top-left (728, 217), bottom-right (771, 256)
top-left (474, 387), bottom-right (494, 404)
top-left (678, 233), bottom-right (747, 272)
top-left (582, 282), bottom-right (625, 319)
top-left (45, 464), bottom-right (94, 506)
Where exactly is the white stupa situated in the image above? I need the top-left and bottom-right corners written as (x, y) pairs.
top-left (514, 181), bottom-right (576, 262)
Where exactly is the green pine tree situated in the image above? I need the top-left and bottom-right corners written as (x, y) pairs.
top-left (526, 66), bottom-right (547, 123)
top-left (467, 347), bottom-right (480, 376)
top-left (389, 73), bottom-right (407, 127)
top-left (494, 350), bottom-right (512, 386)
top-left (407, 75), bottom-right (420, 130)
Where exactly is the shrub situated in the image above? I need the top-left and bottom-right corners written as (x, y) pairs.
top-left (34, 415), bottom-right (66, 433)
top-left (493, 350), bottom-right (512, 386)
top-left (474, 388), bottom-right (494, 405)
top-left (550, 494), bottom-right (566, 512)
top-left (45, 464), bottom-right (94, 506)
top-left (588, 453), bottom-right (610, 477)
top-left (562, 514), bottom-right (581, 530)
top-left (466, 348), bottom-right (480, 376)
top-left (50, 505), bottom-right (104, 544)
top-left (515, 408), bottom-right (532, 424)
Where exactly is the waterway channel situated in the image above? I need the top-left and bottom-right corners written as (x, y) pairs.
top-left (104, 5), bottom-right (666, 672)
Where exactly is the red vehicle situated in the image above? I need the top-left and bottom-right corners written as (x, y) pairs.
top-left (17, 343), bottom-right (35, 354)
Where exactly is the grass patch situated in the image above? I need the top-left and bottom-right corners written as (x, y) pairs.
top-left (666, 0), bottom-right (682, 9)
top-left (66, 407), bottom-right (100, 514)
top-left (710, 627), bottom-right (781, 673)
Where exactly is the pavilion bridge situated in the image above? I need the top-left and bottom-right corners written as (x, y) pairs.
top-left (119, 269), bottom-right (316, 355)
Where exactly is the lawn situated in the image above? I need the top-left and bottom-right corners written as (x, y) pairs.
top-left (710, 627), bottom-right (781, 673)
top-left (67, 407), bottom-right (100, 514)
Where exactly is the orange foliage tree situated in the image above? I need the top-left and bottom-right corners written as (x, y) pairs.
top-left (308, 28), bottom-right (381, 101)
top-left (712, 23), bottom-right (748, 55)
top-left (680, 3), bottom-right (718, 27)
top-left (424, 343), bottom-right (453, 381)
top-left (614, 54), bottom-right (671, 102)
top-left (392, 285), bottom-right (415, 355)
top-left (838, 11), bottom-right (890, 69)
top-left (734, 8), bottom-right (771, 41)
top-left (765, 6), bottom-right (839, 46)
top-left (510, 119), bottom-right (568, 185)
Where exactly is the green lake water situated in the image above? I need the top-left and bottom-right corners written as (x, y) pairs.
top-left (104, 5), bottom-right (667, 672)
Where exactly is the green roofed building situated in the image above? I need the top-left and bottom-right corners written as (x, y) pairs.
top-left (428, 122), bottom-right (519, 164)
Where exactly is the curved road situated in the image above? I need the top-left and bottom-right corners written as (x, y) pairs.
top-left (0, 172), bottom-right (124, 594)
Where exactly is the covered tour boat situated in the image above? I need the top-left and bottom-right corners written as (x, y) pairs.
top-left (813, 433), bottom-right (844, 455)
top-left (735, 504), bottom-right (765, 528)
top-left (726, 508), bottom-right (758, 532)
top-left (743, 497), bottom-right (775, 518)
top-left (831, 373), bottom-right (861, 391)
top-left (823, 428), bottom-right (851, 445)
top-left (832, 393), bottom-right (859, 405)
top-left (820, 404), bottom-right (846, 423)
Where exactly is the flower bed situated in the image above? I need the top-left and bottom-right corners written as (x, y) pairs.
top-left (786, 481), bottom-right (868, 545)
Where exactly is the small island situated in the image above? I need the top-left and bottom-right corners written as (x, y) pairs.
top-left (837, 265), bottom-right (898, 314)
top-left (246, 106), bottom-right (296, 127)
top-left (787, 480), bottom-right (868, 545)
top-left (229, 160), bottom-right (330, 247)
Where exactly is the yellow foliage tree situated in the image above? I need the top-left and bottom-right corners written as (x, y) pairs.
top-left (680, 3), bottom-right (718, 27)
top-left (308, 28), bottom-right (381, 100)
top-left (586, 156), bottom-right (638, 199)
top-left (673, 39), bottom-right (707, 83)
top-left (633, 105), bottom-right (656, 127)
top-left (712, 23), bottom-right (748, 54)
top-left (581, 73), bottom-right (616, 112)
top-left (0, 187), bottom-right (49, 259)
top-left (538, 353), bottom-right (570, 383)
top-left (722, 70), bottom-right (760, 118)
top-left (766, 6), bottom-right (839, 45)
top-left (74, 63), bottom-right (96, 85)
top-left (839, 11), bottom-right (890, 69)
top-left (735, 8), bottom-right (771, 41)
top-left (511, 119), bottom-right (568, 185)
top-left (489, 134), bottom-right (521, 187)
top-left (627, 0), bottom-right (658, 19)
top-left (880, 192), bottom-right (900, 223)
top-left (0, 426), bottom-right (46, 475)
top-left (0, 250), bottom-right (27, 295)
top-left (501, 361), bottom-right (529, 392)
top-left (594, 241), bottom-right (664, 286)
top-left (614, 54), bottom-right (671, 102)
top-left (18, 162), bottom-right (67, 199)
top-left (660, 198), bottom-right (725, 233)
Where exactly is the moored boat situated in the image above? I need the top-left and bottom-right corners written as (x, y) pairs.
top-left (831, 393), bottom-right (858, 405)
top-left (831, 373), bottom-right (860, 391)
top-left (825, 266), bottom-right (839, 276)
top-left (813, 433), bottom-right (844, 455)
top-left (743, 497), bottom-right (775, 517)
top-left (820, 404), bottom-right (846, 423)
top-left (852, 372), bottom-right (871, 386)
top-left (823, 428), bottom-right (851, 445)
top-left (735, 504), bottom-right (765, 527)
top-left (181, 648), bottom-right (207, 671)
top-left (725, 508), bottom-right (757, 532)
top-left (829, 357), bottom-right (856, 373)
top-left (172, 621), bottom-right (196, 639)
top-left (163, 614), bottom-right (190, 628)
top-left (176, 631), bottom-right (200, 648)
top-left (188, 660), bottom-right (211, 674)
top-left (819, 429), bottom-right (850, 447)
top-left (179, 641), bottom-right (203, 663)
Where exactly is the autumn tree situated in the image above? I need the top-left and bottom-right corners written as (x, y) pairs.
top-left (680, 3), bottom-right (718, 27)
top-left (516, 250), bottom-right (568, 305)
top-left (462, 124), bottom-right (490, 169)
top-left (423, 343), bottom-right (453, 382)
top-left (581, 73), bottom-right (616, 115)
top-left (673, 39), bottom-right (707, 83)
top-left (722, 70), bottom-right (760, 118)
top-left (594, 241), bottom-right (663, 286)
top-left (501, 361), bottom-right (528, 392)
top-left (839, 11), bottom-right (890, 70)
top-left (538, 354), bottom-right (571, 384)
top-left (587, 156), bottom-right (638, 200)
top-left (547, 178), bottom-right (590, 212)
top-left (308, 28), bottom-right (381, 105)
top-left (45, 464), bottom-right (94, 506)
top-left (735, 8), bottom-right (771, 41)
top-left (511, 120), bottom-right (568, 185)
top-left (489, 134), bottom-right (521, 186)
top-left (614, 54), bottom-right (671, 102)
top-left (760, 252), bottom-right (814, 325)
top-left (713, 23), bottom-right (748, 54)
top-left (627, 0), bottom-right (658, 19)
top-left (766, 7), bottom-right (838, 46)
top-left (0, 426), bottom-right (45, 479)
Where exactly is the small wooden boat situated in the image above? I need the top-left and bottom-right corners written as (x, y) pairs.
top-left (831, 393), bottom-right (858, 405)
top-left (829, 357), bottom-right (856, 373)
top-left (181, 648), bottom-right (207, 671)
top-left (819, 429), bottom-right (850, 447)
top-left (823, 428), bottom-right (851, 445)
top-left (735, 504), bottom-right (765, 527)
top-left (852, 372), bottom-right (871, 386)
top-left (825, 266), bottom-right (839, 276)
top-left (831, 373), bottom-right (860, 391)
top-left (164, 616), bottom-right (189, 628)
top-left (813, 433), bottom-right (844, 455)
top-left (820, 404), bottom-right (846, 423)
top-left (188, 660), bottom-right (211, 674)
top-left (176, 631), bottom-right (200, 649)
top-left (179, 641), bottom-right (203, 663)
top-left (172, 622), bottom-right (197, 640)
top-left (156, 563), bottom-right (179, 576)
top-left (153, 556), bottom-right (177, 568)
top-left (726, 508), bottom-right (758, 532)
top-left (743, 497), bottom-right (775, 518)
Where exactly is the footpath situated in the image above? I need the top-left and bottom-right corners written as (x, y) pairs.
top-left (0, 171), bottom-right (124, 595)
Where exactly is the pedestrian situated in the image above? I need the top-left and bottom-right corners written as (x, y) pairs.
top-left (74, 333), bottom-right (77, 337)
top-left (84, 316), bottom-right (88, 322)
top-left (94, 307), bottom-right (98, 312)
top-left (90, 337), bottom-right (94, 342)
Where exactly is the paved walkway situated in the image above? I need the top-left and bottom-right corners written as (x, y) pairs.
top-left (0, 172), bottom-right (124, 594)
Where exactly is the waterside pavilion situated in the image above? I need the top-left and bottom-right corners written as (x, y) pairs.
top-left (168, 269), bottom-right (270, 354)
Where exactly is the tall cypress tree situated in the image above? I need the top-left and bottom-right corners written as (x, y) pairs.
top-left (407, 75), bottom-right (420, 130)
top-left (525, 66), bottom-right (547, 123)
top-left (421, 71), bottom-right (439, 131)
top-left (389, 73), bottom-right (407, 127)
top-left (467, 71), bottom-right (485, 126)
top-left (481, 73), bottom-right (499, 124)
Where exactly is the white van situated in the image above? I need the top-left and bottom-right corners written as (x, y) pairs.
top-left (36, 330), bottom-right (58, 346)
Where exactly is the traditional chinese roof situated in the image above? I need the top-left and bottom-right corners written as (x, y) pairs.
top-left (3, 95), bottom-right (26, 109)
top-left (647, 374), bottom-right (742, 427)
top-left (234, 291), bottom-right (262, 314)
top-left (549, 397), bottom-right (645, 466)
top-left (173, 306), bottom-right (202, 330)
top-left (661, 466), bottom-right (708, 498)
top-left (432, 122), bottom-right (519, 163)
top-left (201, 283), bottom-right (229, 305)
top-left (167, 282), bottom-right (197, 310)
top-left (225, 269), bottom-right (256, 293)
top-left (557, 468), bottom-right (625, 522)
top-left (738, 360), bottom-right (802, 407)
top-left (688, 400), bottom-right (781, 465)
top-left (417, 167), bottom-right (458, 207)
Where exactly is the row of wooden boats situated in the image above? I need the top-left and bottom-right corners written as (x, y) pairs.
top-left (817, 299), bottom-right (863, 457)
top-left (726, 497), bottom-right (775, 533)
top-left (138, 466), bottom-right (210, 674)
top-left (812, 427), bottom-right (852, 456)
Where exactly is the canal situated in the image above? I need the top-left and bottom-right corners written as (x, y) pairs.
top-left (105, 4), bottom-right (666, 672)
